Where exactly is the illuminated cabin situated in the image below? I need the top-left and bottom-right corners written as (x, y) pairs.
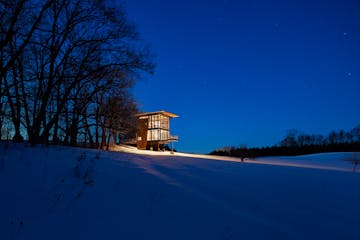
top-left (135, 111), bottom-right (179, 150)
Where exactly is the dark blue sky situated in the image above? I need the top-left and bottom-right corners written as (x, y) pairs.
top-left (125, 0), bottom-right (360, 153)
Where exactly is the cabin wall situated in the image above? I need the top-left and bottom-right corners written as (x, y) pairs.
top-left (136, 118), bottom-right (148, 150)
top-left (136, 113), bottom-right (175, 150)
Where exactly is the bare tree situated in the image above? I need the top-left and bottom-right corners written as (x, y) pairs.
top-left (350, 125), bottom-right (360, 143)
top-left (0, 0), bottom-right (54, 83)
top-left (279, 129), bottom-right (299, 147)
top-left (1, 0), bottom-right (154, 145)
top-left (98, 90), bottom-right (138, 150)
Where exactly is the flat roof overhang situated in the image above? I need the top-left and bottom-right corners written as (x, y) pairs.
top-left (135, 110), bottom-right (179, 118)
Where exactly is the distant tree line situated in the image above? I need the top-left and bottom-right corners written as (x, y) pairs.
top-left (210, 125), bottom-right (360, 158)
top-left (0, 0), bottom-right (154, 148)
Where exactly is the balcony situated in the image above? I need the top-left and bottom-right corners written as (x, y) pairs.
top-left (169, 135), bottom-right (179, 141)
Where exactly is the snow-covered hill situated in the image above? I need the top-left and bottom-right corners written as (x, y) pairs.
top-left (1, 143), bottom-right (360, 239)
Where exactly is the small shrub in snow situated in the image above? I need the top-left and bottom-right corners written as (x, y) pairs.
top-left (345, 153), bottom-right (360, 172)
top-left (94, 151), bottom-right (101, 161)
top-left (73, 152), bottom-right (87, 178)
top-left (73, 151), bottom-right (97, 186)
top-left (83, 165), bottom-right (94, 186)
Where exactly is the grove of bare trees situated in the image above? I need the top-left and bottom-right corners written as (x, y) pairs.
top-left (211, 125), bottom-right (360, 158)
top-left (0, 0), bottom-right (154, 147)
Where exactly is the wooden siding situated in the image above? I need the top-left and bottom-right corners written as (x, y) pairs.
top-left (136, 118), bottom-right (148, 150)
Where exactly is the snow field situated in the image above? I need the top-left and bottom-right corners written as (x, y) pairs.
top-left (1, 143), bottom-right (360, 239)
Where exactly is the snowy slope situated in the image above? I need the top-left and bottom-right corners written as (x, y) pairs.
top-left (1, 143), bottom-right (360, 240)
top-left (254, 152), bottom-right (360, 172)
top-left (113, 144), bottom-right (360, 172)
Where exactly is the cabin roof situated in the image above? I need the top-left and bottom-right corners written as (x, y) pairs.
top-left (135, 110), bottom-right (179, 118)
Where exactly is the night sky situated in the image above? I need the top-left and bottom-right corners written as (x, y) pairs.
top-left (125, 0), bottom-right (360, 153)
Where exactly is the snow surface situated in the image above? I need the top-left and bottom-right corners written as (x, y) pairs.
top-left (113, 144), bottom-right (360, 172)
top-left (1, 143), bottom-right (360, 239)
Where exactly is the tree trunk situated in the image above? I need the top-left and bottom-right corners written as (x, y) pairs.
top-left (101, 127), bottom-right (106, 150)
